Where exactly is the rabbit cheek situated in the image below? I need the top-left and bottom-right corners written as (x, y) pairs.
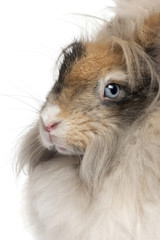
top-left (66, 132), bottom-right (87, 154)
top-left (64, 122), bottom-right (91, 154)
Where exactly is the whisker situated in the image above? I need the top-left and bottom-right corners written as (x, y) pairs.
top-left (5, 79), bottom-right (44, 103)
top-left (0, 94), bottom-right (44, 104)
top-left (66, 13), bottom-right (108, 23)
top-left (0, 94), bottom-right (40, 113)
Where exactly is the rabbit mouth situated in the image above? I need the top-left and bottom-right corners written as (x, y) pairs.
top-left (39, 123), bottom-right (76, 155)
top-left (40, 129), bottom-right (84, 156)
top-left (39, 109), bottom-right (87, 156)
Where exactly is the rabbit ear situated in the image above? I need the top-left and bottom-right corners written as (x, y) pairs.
top-left (135, 13), bottom-right (160, 73)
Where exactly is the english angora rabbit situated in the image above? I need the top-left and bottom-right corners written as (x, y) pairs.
top-left (18, 0), bottom-right (160, 239)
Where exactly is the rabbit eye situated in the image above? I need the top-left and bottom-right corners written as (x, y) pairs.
top-left (104, 83), bottom-right (120, 99)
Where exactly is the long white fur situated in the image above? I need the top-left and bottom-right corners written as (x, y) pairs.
top-left (115, 0), bottom-right (160, 19)
top-left (26, 110), bottom-right (160, 239)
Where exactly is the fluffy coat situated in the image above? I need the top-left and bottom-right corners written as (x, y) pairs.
top-left (18, 0), bottom-right (160, 239)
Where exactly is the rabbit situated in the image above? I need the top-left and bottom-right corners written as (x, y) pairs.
top-left (18, 0), bottom-right (160, 239)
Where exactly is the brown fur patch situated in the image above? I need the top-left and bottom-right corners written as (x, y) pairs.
top-left (67, 42), bottom-right (125, 85)
top-left (135, 12), bottom-right (160, 49)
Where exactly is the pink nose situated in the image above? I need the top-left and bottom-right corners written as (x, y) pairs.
top-left (46, 122), bottom-right (60, 132)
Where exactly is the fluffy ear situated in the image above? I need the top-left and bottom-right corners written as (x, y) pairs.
top-left (134, 13), bottom-right (160, 73)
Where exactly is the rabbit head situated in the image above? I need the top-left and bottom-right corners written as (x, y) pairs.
top-left (40, 41), bottom-right (128, 155)
top-left (18, 5), bottom-right (160, 190)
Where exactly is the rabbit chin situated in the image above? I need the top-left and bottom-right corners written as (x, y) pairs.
top-left (55, 146), bottom-right (76, 155)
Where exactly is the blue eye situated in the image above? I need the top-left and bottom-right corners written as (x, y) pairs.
top-left (104, 84), bottom-right (120, 99)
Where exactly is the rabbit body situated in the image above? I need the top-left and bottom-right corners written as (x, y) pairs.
top-left (18, 0), bottom-right (160, 239)
top-left (24, 108), bottom-right (160, 240)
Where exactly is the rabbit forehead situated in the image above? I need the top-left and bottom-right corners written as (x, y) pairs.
top-left (66, 42), bottom-right (124, 85)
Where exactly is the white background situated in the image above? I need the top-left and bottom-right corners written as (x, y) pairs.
top-left (0, 0), bottom-right (114, 239)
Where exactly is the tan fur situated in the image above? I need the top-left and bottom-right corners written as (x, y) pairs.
top-left (67, 42), bottom-right (125, 84)
top-left (135, 13), bottom-right (160, 48)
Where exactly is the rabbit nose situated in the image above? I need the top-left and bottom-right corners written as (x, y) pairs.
top-left (46, 122), bottom-right (60, 132)
top-left (40, 105), bottom-right (61, 132)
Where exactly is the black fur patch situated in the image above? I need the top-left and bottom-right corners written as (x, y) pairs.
top-left (53, 41), bottom-right (85, 94)
top-left (102, 83), bottom-right (159, 125)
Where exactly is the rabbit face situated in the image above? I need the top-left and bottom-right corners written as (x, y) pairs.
top-left (39, 42), bottom-right (123, 155)
top-left (39, 40), bottom-right (154, 155)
